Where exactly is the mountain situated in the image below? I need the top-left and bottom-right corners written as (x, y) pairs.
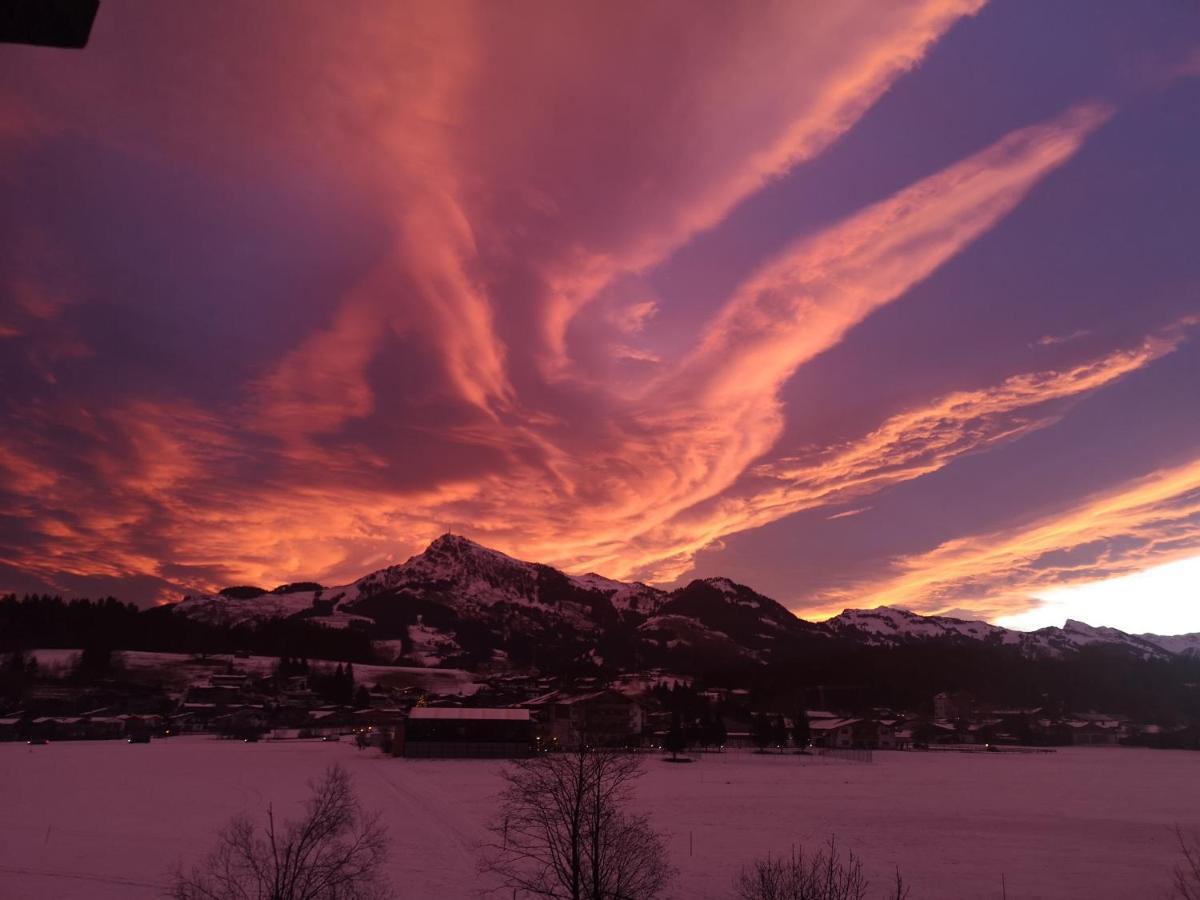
top-left (171, 534), bottom-right (1200, 671)
top-left (823, 606), bottom-right (1200, 661)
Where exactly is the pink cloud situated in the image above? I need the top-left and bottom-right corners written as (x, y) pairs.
top-left (10, 2), bottom-right (1193, 620)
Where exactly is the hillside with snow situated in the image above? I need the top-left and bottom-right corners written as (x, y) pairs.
top-left (171, 534), bottom-right (1200, 670)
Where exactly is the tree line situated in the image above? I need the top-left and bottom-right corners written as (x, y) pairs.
top-left (0, 593), bottom-right (376, 663)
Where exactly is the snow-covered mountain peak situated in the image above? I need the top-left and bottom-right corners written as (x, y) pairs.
top-left (355, 533), bottom-right (540, 605)
top-left (683, 577), bottom-right (774, 606)
top-left (703, 577), bottom-right (741, 594)
top-left (425, 532), bottom-right (507, 558)
top-left (826, 606), bottom-right (1005, 642)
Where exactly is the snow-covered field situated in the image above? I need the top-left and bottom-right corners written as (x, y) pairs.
top-left (1, 740), bottom-right (1196, 899)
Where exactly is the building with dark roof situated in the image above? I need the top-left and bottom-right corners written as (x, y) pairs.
top-left (400, 707), bottom-right (533, 758)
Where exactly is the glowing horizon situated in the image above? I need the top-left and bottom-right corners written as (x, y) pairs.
top-left (996, 554), bottom-right (1200, 635)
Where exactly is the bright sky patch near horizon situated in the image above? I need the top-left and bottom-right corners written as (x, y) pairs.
top-left (1, 2), bottom-right (1198, 634)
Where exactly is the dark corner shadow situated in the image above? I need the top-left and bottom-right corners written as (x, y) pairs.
top-left (1, 0), bottom-right (100, 50)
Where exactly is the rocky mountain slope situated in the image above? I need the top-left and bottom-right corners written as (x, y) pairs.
top-left (171, 534), bottom-right (1200, 670)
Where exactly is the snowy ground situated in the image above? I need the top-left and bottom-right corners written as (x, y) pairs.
top-left (1, 740), bottom-right (1197, 899)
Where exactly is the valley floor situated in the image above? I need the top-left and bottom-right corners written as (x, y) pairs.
top-left (0, 739), bottom-right (1196, 899)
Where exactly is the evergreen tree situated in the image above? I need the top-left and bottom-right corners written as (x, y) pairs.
top-left (772, 715), bottom-right (789, 751)
top-left (752, 714), bottom-right (773, 752)
top-left (697, 705), bottom-right (713, 749)
top-left (664, 711), bottom-right (687, 761)
top-left (713, 717), bottom-right (727, 749)
top-left (76, 645), bottom-right (114, 680)
top-left (792, 708), bottom-right (811, 750)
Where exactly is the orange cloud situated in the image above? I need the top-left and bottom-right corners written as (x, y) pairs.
top-left (543, 103), bottom-right (1117, 578)
top-left (3, 100), bottom-right (1124, 601)
top-left (518, 0), bottom-right (989, 375)
top-left (815, 455), bottom-right (1200, 621)
top-left (589, 320), bottom-right (1191, 583)
top-left (10, 3), bottom-right (1191, 618)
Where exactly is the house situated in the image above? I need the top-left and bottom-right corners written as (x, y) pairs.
top-left (400, 707), bottom-right (532, 758)
top-left (350, 706), bottom-right (407, 743)
top-left (981, 708), bottom-right (1042, 744)
top-left (184, 677), bottom-right (247, 706)
top-left (933, 691), bottom-right (975, 721)
top-left (121, 714), bottom-right (164, 737)
top-left (911, 720), bottom-right (960, 746)
top-left (807, 716), bottom-right (900, 750)
top-left (810, 718), bottom-right (861, 749)
top-left (1067, 719), bottom-right (1120, 746)
top-left (1032, 718), bottom-right (1074, 746)
top-left (29, 716), bottom-right (85, 741)
top-left (209, 673), bottom-right (252, 691)
top-left (80, 715), bottom-right (125, 740)
top-left (303, 708), bottom-right (350, 737)
top-left (867, 719), bottom-right (899, 750)
top-left (176, 702), bottom-right (220, 730)
top-left (523, 690), bottom-right (644, 750)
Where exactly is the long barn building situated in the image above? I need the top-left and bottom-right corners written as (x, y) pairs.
top-left (400, 707), bottom-right (533, 758)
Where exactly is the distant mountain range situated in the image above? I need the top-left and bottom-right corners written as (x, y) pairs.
top-left (171, 534), bottom-right (1200, 671)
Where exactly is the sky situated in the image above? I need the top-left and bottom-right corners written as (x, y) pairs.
top-left (1, 1), bottom-right (1198, 633)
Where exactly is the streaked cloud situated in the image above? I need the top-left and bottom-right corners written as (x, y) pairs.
top-left (0, 100), bottom-right (1138, 600)
top-left (599, 318), bottom-right (1191, 583)
top-left (817, 455), bottom-right (1200, 621)
top-left (827, 507), bottom-right (874, 521)
top-left (2, 0), bottom-right (1198, 638)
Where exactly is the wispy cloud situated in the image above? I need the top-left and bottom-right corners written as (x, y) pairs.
top-left (817, 455), bottom-right (1200, 621)
top-left (602, 318), bottom-right (1191, 583)
top-left (1034, 329), bottom-right (1091, 347)
top-left (0, 99), bottom-right (1125, 600)
top-left (6, 1), bottom-right (1197, 623)
top-left (827, 507), bottom-right (873, 521)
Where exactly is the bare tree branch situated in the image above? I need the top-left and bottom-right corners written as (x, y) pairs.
top-left (479, 748), bottom-right (672, 900)
top-left (1175, 826), bottom-right (1200, 900)
top-left (169, 764), bottom-right (390, 900)
top-left (734, 837), bottom-right (905, 900)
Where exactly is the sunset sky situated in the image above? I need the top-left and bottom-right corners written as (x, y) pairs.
top-left (1, 2), bottom-right (1198, 632)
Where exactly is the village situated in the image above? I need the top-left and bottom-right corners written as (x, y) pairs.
top-left (2, 649), bottom-right (1195, 755)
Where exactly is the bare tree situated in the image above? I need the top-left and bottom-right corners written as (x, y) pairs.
top-left (480, 748), bottom-right (672, 900)
top-left (733, 838), bottom-right (908, 900)
top-left (1175, 826), bottom-right (1200, 900)
top-left (170, 764), bottom-right (390, 900)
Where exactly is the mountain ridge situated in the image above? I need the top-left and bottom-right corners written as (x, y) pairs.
top-left (171, 534), bottom-right (1200, 669)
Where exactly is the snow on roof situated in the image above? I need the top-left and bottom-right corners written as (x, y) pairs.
top-left (555, 690), bottom-right (640, 706)
top-left (810, 718), bottom-right (861, 730)
top-left (409, 707), bottom-right (530, 721)
top-left (519, 691), bottom-right (562, 707)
